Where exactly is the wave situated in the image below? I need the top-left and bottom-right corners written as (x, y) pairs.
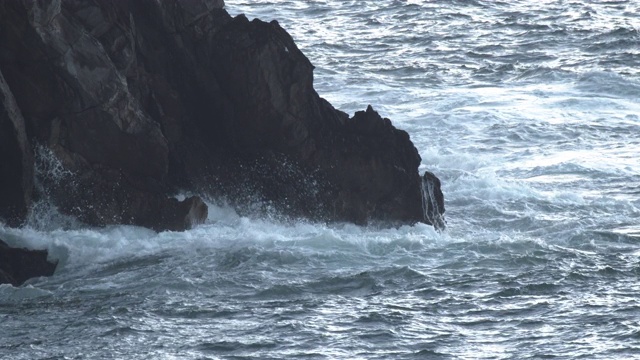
top-left (0, 200), bottom-right (444, 279)
top-left (0, 284), bottom-right (53, 301)
top-left (576, 71), bottom-right (640, 99)
top-left (490, 282), bottom-right (564, 298)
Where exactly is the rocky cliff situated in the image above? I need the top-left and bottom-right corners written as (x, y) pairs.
top-left (0, 0), bottom-right (444, 231)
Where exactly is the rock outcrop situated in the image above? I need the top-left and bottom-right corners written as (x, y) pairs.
top-left (0, 0), bottom-right (444, 230)
top-left (0, 0), bottom-right (209, 231)
top-left (0, 69), bottom-right (33, 227)
top-left (0, 238), bottom-right (57, 286)
top-left (422, 171), bottom-right (446, 231)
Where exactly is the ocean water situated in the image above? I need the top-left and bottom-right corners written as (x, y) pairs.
top-left (2, 1), bottom-right (640, 358)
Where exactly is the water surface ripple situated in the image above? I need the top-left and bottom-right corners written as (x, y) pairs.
top-left (2, 0), bottom-right (640, 359)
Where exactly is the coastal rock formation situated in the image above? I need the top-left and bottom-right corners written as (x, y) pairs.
top-left (0, 238), bottom-right (57, 286)
top-left (0, 69), bottom-right (33, 227)
top-left (0, 0), bottom-right (444, 230)
top-left (422, 171), bottom-right (446, 230)
top-left (0, 0), bottom-right (209, 231)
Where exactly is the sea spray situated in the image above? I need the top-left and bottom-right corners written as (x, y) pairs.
top-left (2, 1), bottom-right (639, 358)
top-left (421, 171), bottom-right (446, 231)
top-left (25, 145), bottom-right (80, 231)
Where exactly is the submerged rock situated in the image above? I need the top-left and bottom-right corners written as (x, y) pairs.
top-left (0, 0), bottom-right (444, 230)
top-left (0, 239), bottom-right (57, 286)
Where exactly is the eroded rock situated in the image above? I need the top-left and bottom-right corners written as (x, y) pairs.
top-left (0, 238), bottom-right (57, 286)
top-left (0, 0), bottom-right (444, 230)
top-left (422, 171), bottom-right (446, 231)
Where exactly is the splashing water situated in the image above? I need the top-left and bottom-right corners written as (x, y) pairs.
top-left (2, 1), bottom-right (640, 359)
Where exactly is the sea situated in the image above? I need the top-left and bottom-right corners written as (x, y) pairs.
top-left (1, 1), bottom-right (639, 358)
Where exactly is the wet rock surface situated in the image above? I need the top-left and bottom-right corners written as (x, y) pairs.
top-left (0, 0), bottom-right (443, 230)
top-left (0, 238), bottom-right (57, 286)
top-left (0, 69), bottom-right (33, 227)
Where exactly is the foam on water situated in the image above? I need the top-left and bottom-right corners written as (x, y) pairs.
top-left (2, 1), bottom-right (640, 359)
top-left (1, 198), bottom-right (445, 280)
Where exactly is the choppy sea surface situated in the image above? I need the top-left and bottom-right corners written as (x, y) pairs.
top-left (2, 1), bottom-right (640, 358)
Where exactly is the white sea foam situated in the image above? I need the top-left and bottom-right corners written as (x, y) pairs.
top-left (0, 284), bottom-right (53, 300)
top-left (1, 199), bottom-right (445, 277)
top-left (3, 2), bottom-right (640, 358)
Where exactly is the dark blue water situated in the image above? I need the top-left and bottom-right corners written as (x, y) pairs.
top-left (2, 1), bottom-right (639, 358)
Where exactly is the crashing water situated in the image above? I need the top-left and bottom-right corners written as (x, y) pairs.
top-left (421, 171), bottom-right (446, 231)
top-left (2, 0), bottom-right (640, 358)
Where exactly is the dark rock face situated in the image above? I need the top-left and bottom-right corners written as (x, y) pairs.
top-left (0, 0), bottom-right (443, 229)
top-left (209, 15), bottom-right (425, 224)
top-left (0, 239), bottom-right (57, 286)
top-left (422, 171), bottom-right (446, 231)
top-left (0, 69), bottom-right (33, 227)
top-left (0, 0), bottom-right (209, 231)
